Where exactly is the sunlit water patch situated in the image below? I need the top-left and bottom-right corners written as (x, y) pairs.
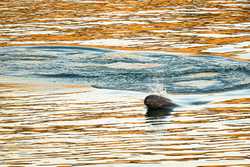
top-left (1, 0), bottom-right (250, 59)
top-left (0, 77), bottom-right (250, 166)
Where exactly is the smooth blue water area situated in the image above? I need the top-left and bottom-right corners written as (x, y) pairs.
top-left (0, 46), bottom-right (250, 94)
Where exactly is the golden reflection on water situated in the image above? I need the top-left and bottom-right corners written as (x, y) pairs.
top-left (1, 78), bottom-right (250, 166)
top-left (0, 0), bottom-right (250, 60)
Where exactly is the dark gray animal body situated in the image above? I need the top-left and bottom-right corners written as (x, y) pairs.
top-left (144, 95), bottom-right (177, 117)
top-left (144, 95), bottom-right (177, 110)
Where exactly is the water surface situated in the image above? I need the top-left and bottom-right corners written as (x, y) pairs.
top-left (1, 0), bottom-right (250, 166)
top-left (0, 0), bottom-right (250, 60)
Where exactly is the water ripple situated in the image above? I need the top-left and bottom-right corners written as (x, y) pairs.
top-left (1, 46), bottom-right (249, 94)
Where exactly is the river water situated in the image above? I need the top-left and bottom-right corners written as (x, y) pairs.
top-left (1, 0), bottom-right (250, 167)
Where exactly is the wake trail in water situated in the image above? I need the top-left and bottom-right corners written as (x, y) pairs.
top-left (1, 46), bottom-right (250, 96)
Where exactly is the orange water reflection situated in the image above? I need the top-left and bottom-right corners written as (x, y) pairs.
top-left (1, 78), bottom-right (250, 166)
top-left (0, 0), bottom-right (249, 60)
